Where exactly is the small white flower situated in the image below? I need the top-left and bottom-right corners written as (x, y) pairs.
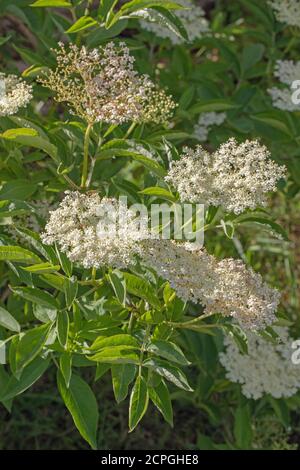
top-left (42, 192), bottom-right (149, 269)
top-left (268, 60), bottom-right (300, 111)
top-left (193, 112), bottom-right (226, 142)
top-left (165, 138), bottom-right (286, 214)
top-left (39, 42), bottom-right (176, 125)
top-left (269, 0), bottom-right (300, 28)
top-left (141, 240), bottom-right (280, 330)
top-left (220, 327), bottom-right (300, 399)
top-left (0, 73), bottom-right (32, 116)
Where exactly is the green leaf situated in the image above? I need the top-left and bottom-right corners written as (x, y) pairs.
top-left (1, 128), bottom-right (37, 138)
top-left (143, 358), bottom-right (193, 391)
top-left (268, 397), bottom-right (290, 428)
top-left (189, 99), bottom-right (237, 115)
top-left (234, 405), bottom-right (252, 449)
top-left (108, 270), bottom-right (126, 306)
top-left (0, 128), bottom-right (58, 162)
top-left (97, 148), bottom-right (166, 177)
top-left (139, 187), bottom-right (177, 202)
top-left (15, 323), bottom-right (52, 371)
top-left (120, 0), bottom-right (183, 15)
top-left (98, 0), bottom-right (118, 20)
top-left (111, 364), bottom-right (137, 403)
top-left (57, 311), bottom-right (69, 349)
top-left (64, 276), bottom-right (78, 309)
top-left (149, 379), bottom-right (173, 426)
top-left (0, 357), bottom-right (50, 402)
top-left (0, 306), bottom-right (20, 332)
top-left (31, 0), bottom-right (72, 6)
top-left (66, 16), bottom-right (98, 33)
top-left (0, 246), bottom-right (41, 264)
top-left (0, 180), bottom-right (38, 200)
top-left (95, 363), bottom-right (111, 381)
top-left (90, 334), bottom-right (140, 351)
top-left (55, 246), bottom-right (73, 277)
top-left (129, 375), bottom-right (149, 432)
top-left (223, 324), bottom-right (248, 355)
top-left (234, 214), bottom-right (288, 240)
top-left (33, 304), bottom-right (57, 323)
top-left (88, 347), bottom-right (140, 365)
top-left (14, 227), bottom-right (58, 264)
top-left (146, 339), bottom-right (190, 366)
top-left (134, 6), bottom-right (188, 41)
top-left (60, 352), bottom-right (72, 388)
top-left (57, 371), bottom-right (99, 449)
top-left (251, 112), bottom-right (293, 137)
top-left (241, 44), bottom-right (265, 73)
top-left (22, 262), bottom-right (60, 274)
top-left (12, 286), bottom-right (60, 309)
top-left (123, 273), bottom-right (160, 309)
top-left (239, 0), bottom-right (274, 30)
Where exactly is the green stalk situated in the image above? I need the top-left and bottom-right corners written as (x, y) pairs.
top-left (81, 123), bottom-right (93, 189)
top-left (124, 122), bottom-right (137, 139)
top-left (167, 311), bottom-right (217, 329)
top-left (138, 324), bottom-right (151, 377)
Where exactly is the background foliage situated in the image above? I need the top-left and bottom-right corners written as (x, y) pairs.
top-left (0, 0), bottom-right (300, 450)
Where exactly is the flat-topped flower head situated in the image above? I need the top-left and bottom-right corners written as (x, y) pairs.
top-left (269, 0), bottom-right (300, 28)
top-left (165, 138), bottom-right (286, 214)
top-left (140, 0), bottom-right (210, 45)
top-left (42, 191), bottom-right (148, 269)
top-left (268, 60), bottom-right (300, 111)
top-left (39, 42), bottom-right (176, 125)
top-left (141, 240), bottom-right (280, 330)
top-left (0, 73), bottom-right (32, 116)
top-left (220, 327), bottom-right (300, 399)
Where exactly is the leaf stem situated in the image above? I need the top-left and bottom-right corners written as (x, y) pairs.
top-left (81, 123), bottom-right (93, 189)
top-left (128, 311), bottom-right (135, 334)
top-left (138, 324), bottom-right (151, 377)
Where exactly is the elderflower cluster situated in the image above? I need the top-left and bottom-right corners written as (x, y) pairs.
top-left (165, 138), bottom-right (286, 214)
top-left (269, 0), bottom-right (300, 28)
top-left (193, 112), bottom-right (226, 142)
top-left (220, 327), bottom-right (300, 399)
top-left (268, 60), bottom-right (300, 111)
top-left (141, 240), bottom-right (280, 330)
top-left (39, 42), bottom-right (175, 125)
top-left (0, 73), bottom-right (32, 116)
top-left (41, 191), bottom-right (148, 269)
top-left (139, 0), bottom-right (210, 44)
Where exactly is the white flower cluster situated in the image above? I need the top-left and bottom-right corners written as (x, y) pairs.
top-left (141, 240), bottom-right (280, 330)
top-left (268, 60), bottom-right (300, 111)
top-left (39, 42), bottom-right (176, 125)
top-left (269, 0), bottom-right (300, 28)
top-left (41, 192), bottom-right (148, 269)
top-left (0, 73), bottom-right (32, 116)
top-left (139, 0), bottom-right (210, 45)
top-left (165, 138), bottom-right (286, 214)
top-left (193, 112), bottom-right (226, 142)
top-left (220, 327), bottom-right (300, 399)
top-left (42, 195), bottom-right (280, 330)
